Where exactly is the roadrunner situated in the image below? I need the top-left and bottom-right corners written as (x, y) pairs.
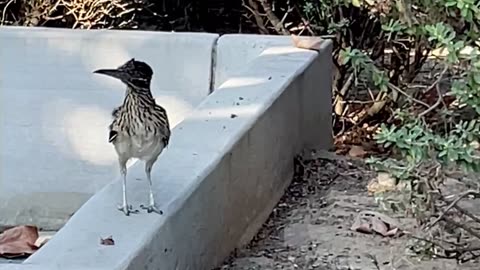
top-left (93, 59), bottom-right (170, 216)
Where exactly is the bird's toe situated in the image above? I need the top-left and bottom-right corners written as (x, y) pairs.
top-left (118, 206), bottom-right (130, 216)
top-left (117, 204), bottom-right (138, 216)
top-left (141, 204), bottom-right (163, 215)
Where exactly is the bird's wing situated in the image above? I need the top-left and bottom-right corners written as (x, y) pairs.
top-left (162, 135), bottom-right (169, 147)
top-left (155, 105), bottom-right (171, 147)
top-left (111, 106), bottom-right (121, 117)
top-left (109, 130), bottom-right (118, 143)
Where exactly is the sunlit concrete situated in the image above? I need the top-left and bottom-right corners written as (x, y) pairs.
top-left (0, 26), bottom-right (218, 230)
top-left (213, 34), bottom-right (296, 89)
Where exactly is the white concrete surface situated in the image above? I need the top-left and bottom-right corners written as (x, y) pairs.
top-left (0, 26), bottom-right (218, 229)
top-left (214, 34), bottom-right (333, 150)
top-left (1, 35), bottom-right (333, 270)
top-left (213, 34), bottom-right (297, 89)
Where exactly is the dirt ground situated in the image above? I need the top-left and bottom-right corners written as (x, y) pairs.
top-left (215, 151), bottom-right (480, 270)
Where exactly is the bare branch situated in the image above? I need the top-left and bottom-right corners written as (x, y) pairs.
top-left (257, 0), bottom-right (289, 35)
top-left (1, 0), bottom-right (14, 26)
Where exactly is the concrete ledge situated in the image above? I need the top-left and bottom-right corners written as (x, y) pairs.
top-left (213, 34), bottom-right (297, 89)
top-left (1, 31), bottom-right (332, 269)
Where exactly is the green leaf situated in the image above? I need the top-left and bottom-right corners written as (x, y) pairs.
top-left (473, 73), bottom-right (480, 84)
top-left (444, 1), bottom-right (456, 7)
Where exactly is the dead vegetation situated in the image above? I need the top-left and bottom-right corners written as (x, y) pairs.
top-left (0, 0), bottom-right (141, 28)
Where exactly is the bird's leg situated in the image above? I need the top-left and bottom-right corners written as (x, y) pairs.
top-left (141, 160), bottom-right (163, 215)
top-left (117, 161), bottom-right (137, 216)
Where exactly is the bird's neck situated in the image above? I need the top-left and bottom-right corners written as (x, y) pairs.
top-left (123, 86), bottom-right (155, 106)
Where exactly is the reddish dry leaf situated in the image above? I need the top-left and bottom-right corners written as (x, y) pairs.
top-left (371, 217), bottom-right (388, 236)
top-left (291, 35), bottom-right (323, 51)
top-left (363, 210), bottom-right (400, 228)
top-left (100, 236), bottom-right (115, 246)
top-left (385, 227), bottom-right (400, 237)
top-left (0, 225), bottom-right (39, 258)
top-left (348, 145), bottom-right (367, 158)
top-left (350, 216), bottom-right (373, 234)
top-left (351, 211), bottom-right (401, 237)
top-left (35, 238), bottom-right (49, 249)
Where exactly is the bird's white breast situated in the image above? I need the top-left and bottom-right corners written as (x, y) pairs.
top-left (113, 133), bottom-right (165, 162)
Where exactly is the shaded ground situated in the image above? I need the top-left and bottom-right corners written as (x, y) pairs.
top-left (215, 151), bottom-right (480, 270)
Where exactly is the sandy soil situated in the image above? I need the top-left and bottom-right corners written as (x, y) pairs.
top-left (215, 151), bottom-right (480, 270)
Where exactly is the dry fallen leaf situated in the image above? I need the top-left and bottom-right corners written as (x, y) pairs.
top-left (350, 216), bottom-right (372, 234)
top-left (35, 231), bottom-right (55, 248)
top-left (0, 225), bottom-right (39, 258)
top-left (385, 227), bottom-right (399, 237)
top-left (291, 35), bottom-right (323, 51)
top-left (348, 145), bottom-right (367, 158)
top-left (367, 172), bottom-right (396, 194)
top-left (351, 211), bottom-right (402, 237)
top-left (371, 217), bottom-right (388, 236)
top-left (35, 237), bottom-right (50, 249)
top-left (100, 236), bottom-right (115, 246)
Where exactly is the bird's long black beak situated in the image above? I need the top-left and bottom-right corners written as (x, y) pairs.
top-left (93, 68), bottom-right (125, 80)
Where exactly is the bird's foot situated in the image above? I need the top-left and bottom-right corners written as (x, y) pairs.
top-left (140, 204), bottom-right (163, 215)
top-left (117, 204), bottom-right (139, 216)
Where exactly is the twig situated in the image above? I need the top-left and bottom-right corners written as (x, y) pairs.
top-left (418, 83), bottom-right (443, 117)
top-left (427, 190), bottom-right (480, 229)
top-left (443, 216), bottom-right (480, 240)
top-left (257, 0), bottom-right (289, 35)
top-left (334, 73), bottom-right (354, 115)
top-left (293, 4), bottom-right (315, 35)
top-left (339, 100), bottom-right (376, 104)
top-left (452, 204), bottom-right (480, 224)
top-left (460, 251), bottom-right (480, 263)
top-left (418, 65), bottom-right (449, 117)
top-left (423, 64), bottom-right (448, 94)
top-left (438, 190), bottom-right (480, 224)
top-left (388, 82), bottom-right (430, 108)
top-left (1, 0), bottom-right (14, 26)
top-left (409, 233), bottom-right (480, 261)
top-left (243, 0), bottom-right (268, 34)
top-left (279, 6), bottom-right (293, 26)
top-left (408, 234), bottom-right (450, 251)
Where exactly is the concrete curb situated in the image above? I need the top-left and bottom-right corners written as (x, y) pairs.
top-left (1, 31), bottom-right (332, 269)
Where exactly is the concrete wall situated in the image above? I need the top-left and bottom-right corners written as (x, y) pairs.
top-left (9, 36), bottom-right (333, 270)
top-left (214, 34), bottom-right (332, 150)
top-left (0, 26), bottom-right (218, 230)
